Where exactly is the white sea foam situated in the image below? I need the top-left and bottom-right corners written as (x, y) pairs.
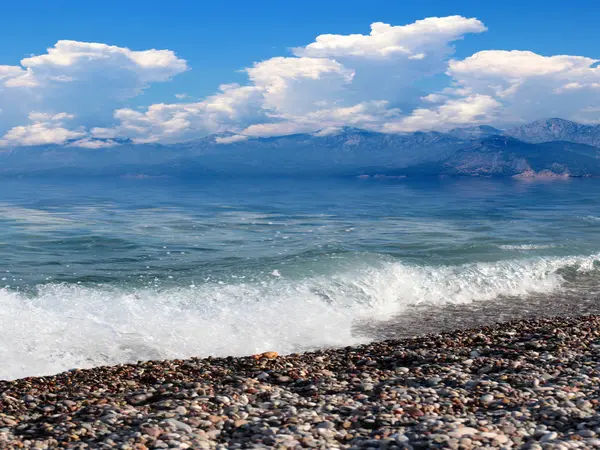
top-left (0, 205), bottom-right (74, 228)
top-left (1, 253), bottom-right (598, 380)
top-left (498, 244), bottom-right (556, 250)
top-left (583, 216), bottom-right (600, 222)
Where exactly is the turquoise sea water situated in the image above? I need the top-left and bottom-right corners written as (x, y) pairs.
top-left (1, 176), bottom-right (600, 379)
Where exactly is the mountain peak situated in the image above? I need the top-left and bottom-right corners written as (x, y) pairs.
top-left (504, 118), bottom-right (600, 146)
top-left (312, 126), bottom-right (374, 137)
top-left (529, 117), bottom-right (581, 127)
top-left (446, 125), bottom-right (502, 139)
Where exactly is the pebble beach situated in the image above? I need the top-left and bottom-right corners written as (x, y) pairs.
top-left (2, 315), bottom-right (600, 449)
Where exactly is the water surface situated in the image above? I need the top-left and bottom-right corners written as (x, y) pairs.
top-left (1, 176), bottom-right (599, 379)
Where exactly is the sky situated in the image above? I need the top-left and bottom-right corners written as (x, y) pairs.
top-left (1, 0), bottom-right (599, 148)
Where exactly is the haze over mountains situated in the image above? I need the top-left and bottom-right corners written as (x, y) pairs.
top-left (2, 118), bottom-right (600, 178)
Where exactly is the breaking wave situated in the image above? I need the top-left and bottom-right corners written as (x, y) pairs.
top-left (2, 252), bottom-right (598, 380)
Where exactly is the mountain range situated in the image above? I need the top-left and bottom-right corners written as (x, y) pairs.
top-left (2, 118), bottom-right (600, 178)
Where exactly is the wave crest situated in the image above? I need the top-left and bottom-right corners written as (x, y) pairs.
top-left (1, 253), bottom-right (598, 380)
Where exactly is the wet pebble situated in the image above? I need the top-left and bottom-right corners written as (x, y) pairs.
top-left (0, 315), bottom-right (599, 449)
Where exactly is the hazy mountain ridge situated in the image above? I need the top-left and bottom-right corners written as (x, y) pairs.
top-left (0, 129), bottom-right (467, 176)
top-left (1, 118), bottom-right (600, 177)
top-left (391, 136), bottom-right (600, 178)
top-left (503, 118), bottom-right (600, 147)
top-left (446, 125), bottom-right (502, 140)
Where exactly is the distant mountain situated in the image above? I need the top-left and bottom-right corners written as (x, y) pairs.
top-left (1, 118), bottom-right (600, 178)
top-left (202, 129), bottom-right (465, 173)
top-left (504, 118), bottom-right (600, 147)
top-left (446, 125), bottom-right (502, 140)
top-left (0, 129), bottom-right (466, 176)
top-left (390, 136), bottom-right (600, 178)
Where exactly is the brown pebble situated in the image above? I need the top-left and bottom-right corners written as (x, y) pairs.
top-left (234, 419), bottom-right (248, 427)
top-left (252, 351), bottom-right (279, 360)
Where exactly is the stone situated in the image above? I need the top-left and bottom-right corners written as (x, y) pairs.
top-left (163, 420), bottom-right (192, 434)
top-left (541, 431), bottom-right (558, 442)
top-left (480, 394), bottom-right (494, 404)
top-left (448, 427), bottom-right (479, 438)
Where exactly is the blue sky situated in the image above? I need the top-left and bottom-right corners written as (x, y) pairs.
top-left (3, 0), bottom-right (599, 101)
top-left (1, 0), bottom-right (599, 147)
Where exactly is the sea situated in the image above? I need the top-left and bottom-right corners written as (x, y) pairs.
top-left (1, 175), bottom-right (600, 380)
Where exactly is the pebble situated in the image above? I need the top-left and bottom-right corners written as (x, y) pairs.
top-left (541, 431), bottom-right (559, 442)
top-left (480, 394), bottom-right (494, 404)
top-left (0, 315), bottom-right (599, 449)
top-left (448, 426), bottom-right (478, 437)
top-left (163, 419), bottom-right (192, 434)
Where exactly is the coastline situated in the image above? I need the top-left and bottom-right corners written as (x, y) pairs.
top-left (2, 315), bottom-right (600, 449)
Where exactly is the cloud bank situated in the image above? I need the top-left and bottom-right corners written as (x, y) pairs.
top-left (1, 17), bottom-right (599, 147)
top-left (0, 40), bottom-right (187, 146)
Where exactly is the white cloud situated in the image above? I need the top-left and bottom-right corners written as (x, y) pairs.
top-left (411, 50), bottom-right (600, 128)
top-left (0, 66), bottom-right (24, 80)
top-left (246, 57), bottom-right (355, 115)
top-left (2, 17), bottom-right (600, 146)
top-left (102, 16), bottom-right (485, 142)
top-left (215, 134), bottom-right (249, 144)
top-left (68, 139), bottom-right (121, 149)
top-left (242, 122), bottom-right (315, 138)
top-left (93, 83), bottom-right (264, 144)
top-left (383, 95), bottom-right (501, 132)
top-left (312, 127), bottom-right (344, 137)
top-left (0, 111), bottom-right (84, 147)
top-left (449, 50), bottom-right (597, 79)
top-left (0, 66), bottom-right (36, 87)
top-left (291, 16), bottom-right (487, 110)
top-left (28, 112), bottom-right (75, 122)
top-left (0, 40), bottom-right (188, 141)
top-left (295, 16), bottom-right (486, 60)
top-left (242, 101), bottom-right (401, 137)
top-left (422, 94), bottom-right (449, 103)
top-left (18, 40), bottom-right (187, 86)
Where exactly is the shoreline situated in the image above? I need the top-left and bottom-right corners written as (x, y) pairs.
top-left (2, 315), bottom-right (600, 449)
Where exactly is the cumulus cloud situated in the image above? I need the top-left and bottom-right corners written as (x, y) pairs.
top-left (67, 138), bottom-right (121, 149)
top-left (98, 16), bottom-right (485, 143)
top-left (2, 17), bottom-right (600, 146)
top-left (398, 50), bottom-right (600, 130)
top-left (0, 40), bottom-right (187, 142)
top-left (294, 16), bottom-right (486, 60)
top-left (0, 112), bottom-right (84, 147)
top-left (444, 50), bottom-right (600, 125)
top-left (242, 101), bottom-right (402, 137)
top-left (215, 134), bottom-right (249, 144)
top-left (0, 66), bottom-right (36, 87)
top-left (93, 83), bottom-right (264, 144)
top-left (100, 57), bottom-right (358, 143)
top-left (383, 95), bottom-right (501, 132)
top-left (18, 40), bottom-right (187, 87)
top-left (292, 16), bottom-right (487, 109)
top-left (246, 57), bottom-right (355, 115)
